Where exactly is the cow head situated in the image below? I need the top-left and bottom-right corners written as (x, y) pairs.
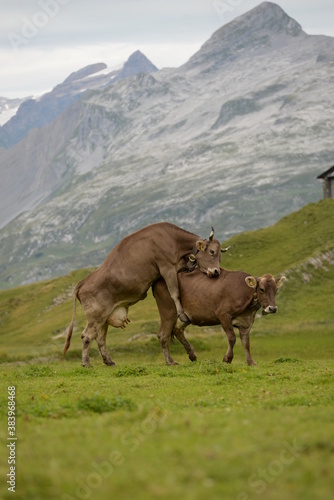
top-left (245, 274), bottom-right (286, 314)
top-left (194, 227), bottom-right (221, 277)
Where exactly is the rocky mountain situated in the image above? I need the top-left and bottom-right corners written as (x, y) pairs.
top-left (1, 1), bottom-right (334, 289)
top-left (112, 50), bottom-right (160, 82)
top-left (0, 51), bottom-right (158, 149)
top-left (0, 51), bottom-right (158, 228)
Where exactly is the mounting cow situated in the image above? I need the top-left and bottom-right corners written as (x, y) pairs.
top-left (63, 222), bottom-right (222, 367)
top-left (153, 268), bottom-right (286, 365)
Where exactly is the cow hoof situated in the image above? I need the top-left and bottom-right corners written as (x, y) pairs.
top-left (189, 354), bottom-right (197, 362)
top-left (178, 312), bottom-right (189, 323)
top-left (103, 359), bottom-right (116, 366)
top-left (82, 363), bottom-right (92, 368)
top-left (223, 356), bottom-right (232, 364)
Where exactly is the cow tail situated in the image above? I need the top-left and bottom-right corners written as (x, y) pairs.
top-left (62, 283), bottom-right (81, 359)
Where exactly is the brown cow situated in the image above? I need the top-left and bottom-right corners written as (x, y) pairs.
top-left (63, 222), bottom-right (222, 367)
top-left (153, 268), bottom-right (286, 366)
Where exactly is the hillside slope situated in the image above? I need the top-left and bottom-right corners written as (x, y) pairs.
top-left (0, 200), bottom-right (333, 362)
top-left (223, 199), bottom-right (334, 275)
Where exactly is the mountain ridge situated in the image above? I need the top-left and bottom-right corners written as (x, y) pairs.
top-left (63, 62), bottom-right (108, 84)
top-left (181, 1), bottom-right (304, 73)
top-left (0, 51), bottom-right (158, 149)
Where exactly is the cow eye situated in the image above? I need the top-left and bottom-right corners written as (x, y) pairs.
top-left (260, 288), bottom-right (265, 294)
top-left (210, 249), bottom-right (215, 255)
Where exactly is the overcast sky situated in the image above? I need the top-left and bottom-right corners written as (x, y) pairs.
top-left (1, 0), bottom-right (334, 98)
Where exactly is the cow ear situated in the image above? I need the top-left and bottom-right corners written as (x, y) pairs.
top-left (276, 276), bottom-right (287, 288)
top-left (196, 240), bottom-right (207, 252)
top-left (245, 276), bottom-right (257, 289)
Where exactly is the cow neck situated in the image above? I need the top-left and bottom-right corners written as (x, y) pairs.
top-left (175, 228), bottom-right (199, 250)
top-left (191, 243), bottom-right (199, 257)
top-left (250, 289), bottom-right (261, 310)
top-left (183, 243), bottom-right (200, 270)
top-left (175, 243), bottom-right (199, 273)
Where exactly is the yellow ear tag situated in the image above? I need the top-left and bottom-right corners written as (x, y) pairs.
top-left (245, 276), bottom-right (257, 288)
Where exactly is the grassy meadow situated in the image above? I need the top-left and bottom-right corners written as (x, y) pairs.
top-left (0, 200), bottom-right (334, 500)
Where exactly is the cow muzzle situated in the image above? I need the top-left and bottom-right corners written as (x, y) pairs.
top-left (207, 268), bottom-right (220, 278)
top-left (262, 305), bottom-right (278, 315)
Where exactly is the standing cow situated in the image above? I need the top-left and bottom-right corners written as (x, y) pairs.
top-left (63, 222), bottom-right (222, 367)
top-left (153, 268), bottom-right (286, 365)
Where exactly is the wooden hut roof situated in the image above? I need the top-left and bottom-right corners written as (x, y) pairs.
top-left (317, 166), bottom-right (334, 179)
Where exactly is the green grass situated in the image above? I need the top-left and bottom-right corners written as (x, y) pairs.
top-left (1, 358), bottom-right (333, 500)
top-left (0, 200), bottom-right (334, 499)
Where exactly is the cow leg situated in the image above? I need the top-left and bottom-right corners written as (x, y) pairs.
top-left (81, 322), bottom-right (98, 368)
top-left (96, 322), bottom-right (115, 366)
top-left (158, 268), bottom-right (188, 322)
top-left (81, 319), bottom-right (113, 367)
top-left (222, 329), bottom-right (236, 363)
top-left (173, 325), bottom-right (197, 362)
top-left (157, 318), bottom-right (179, 365)
top-left (218, 315), bottom-right (236, 363)
top-left (238, 327), bottom-right (256, 366)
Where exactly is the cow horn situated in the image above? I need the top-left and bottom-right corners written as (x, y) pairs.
top-left (209, 227), bottom-right (215, 241)
top-left (221, 245), bottom-right (230, 253)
